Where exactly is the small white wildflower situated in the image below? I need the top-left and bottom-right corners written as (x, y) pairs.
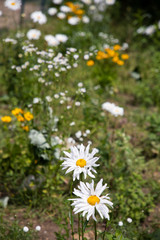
top-left (86, 129), bottom-right (91, 134)
top-left (30, 11), bottom-right (47, 24)
top-left (106, 0), bottom-right (116, 5)
top-left (84, 54), bottom-right (89, 60)
top-left (60, 5), bottom-right (71, 13)
top-left (46, 96), bottom-right (52, 102)
top-left (118, 221), bottom-right (123, 226)
top-left (35, 225), bottom-right (41, 231)
top-left (78, 82), bottom-right (83, 87)
top-left (27, 29), bottom-right (41, 40)
top-left (57, 12), bottom-right (66, 19)
top-left (54, 94), bottom-right (59, 99)
top-left (68, 16), bottom-right (80, 25)
top-left (73, 63), bottom-right (78, 68)
top-left (75, 130), bottom-right (82, 138)
top-left (75, 101), bottom-right (81, 106)
top-left (70, 122), bottom-right (75, 126)
top-left (127, 218), bottom-right (132, 223)
top-left (53, 0), bottom-right (63, 4)
top-left (48, 7), bottom-right (57, 16)
top-left (23, 226), bottom-right (29, 232)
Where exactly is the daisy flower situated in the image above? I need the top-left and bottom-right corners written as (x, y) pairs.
top-left (27, 29), bottom-right (41, 40)
top-left (30, 11), bottom-right (47, 25)
top-left (55, 34), bottom-right (68, 43)
top-left (62, 144), bottom-right (99, 181)
top-left (4, 0), bottom-right (21, 11)
top-left (70, 179), bottom-right (113, 221)
top-left (110, 105), bottom-right (124, 117)
top-left (45, 35), bottom-right (59, 46)
top-left (57, 12), bottom-right (66, 19)
top-left (48, 7), bottom-right (57, 16)
top-left (145, 25), bottom-right (156, 36)
top-left (106, 0), bottom-right (116, 5)
top-left (102, 102), bottom-right (124, 117)
top-left (53, 0), bottom-right (63, 4)
top-left (68, 16), bottom-right (80, 25)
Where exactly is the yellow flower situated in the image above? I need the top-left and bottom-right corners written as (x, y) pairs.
top-left (11, 108), bottom-right (23, 116)
top-left (105, 48), bottom-right (115, 57)
top-left (24, 112), bottom-right (34, 121)
top-left (96, 51), bottom-right (109, 60)
top-left (17, 115), bottom-right (25, 122)
top-left (117, 60), bottom-right (124, 66)
top-left (66, 2), bottom-right (79, 12)
top-left (113, 44), bottom-right (121, 51)
top-left (121, 54), bottom-right (129, 60)
top-left (22, 126), bottom-right (29, 131)
top-left (67, 15), bottom-right (72, 19)
top-left (112, 56), bottom-right (119, 63)
top-left (74, 9), bottom-right (84, 15)
top-left (1, 116), bottom-right (12, 123)
top-left (87, 60), bottom-right (94, 66)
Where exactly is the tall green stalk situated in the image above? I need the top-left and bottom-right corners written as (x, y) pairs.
top-left (78, 213), bottom-right (81, 240)
top-left (70, 180), bottom-right (74, 240)
top-left (94, 220), bottom-right (97, 240)
top-left (103, 220), bottom-right (107, 240)
top-left (82, 216), bottom-right (84, 240)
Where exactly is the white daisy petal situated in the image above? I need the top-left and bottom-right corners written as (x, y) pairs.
top-left (69, 179), bottom-right (113, 221)
top-left (61, 144), bottom-right (99, 181)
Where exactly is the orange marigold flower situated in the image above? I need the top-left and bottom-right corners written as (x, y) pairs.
top-left (105, 48), bottom-right (115, 57)
top-left (74, 9), bottom-right (84, 15)
top-left (11, 108), bottom-right (23, 116)
top-left (22, 126), bottom-right (29, 131)
top-left (66, 2), bottom-right (79, 12)
top-left (1, 116), bottom-right (12, 123)
top-left (113, 45), bottom-right (121, 51)
top-left (117, 60), bottom-right (124, 66)
top-left (67, 15), bottom-right (72, 19)
top-left (112, 56), bottom-right (119, 63)
top-left (96, 51), bottom-right (109, 60)
top-left (87, 60), bottom-right (94, 66)
top-left (17, 115), bottom-right (25, 122)
top-left (121, 54), bottom-right (129, 60)
top-left (24, 112), bottom-right (34, 121)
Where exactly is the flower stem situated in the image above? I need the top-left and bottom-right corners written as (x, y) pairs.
top-left (78, 213), bottom-right (81, 240)
top-left (94, 220), bottom-right (97, 240)
top-left (70, 180), bottom-right (74, 240)
top-left (103, 220), bottom-right (107, 240)
top-left (70, 206), bottom-right (74, 240)
top-left (81, 216), bottom-right (84, 240)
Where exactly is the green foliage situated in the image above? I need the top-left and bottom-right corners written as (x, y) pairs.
top-left (114, 173), bottom-right (154, 222)
top-left (0, 219), bottom-right (38, 240)
top-left (0, 0), bottom-right (160, 239)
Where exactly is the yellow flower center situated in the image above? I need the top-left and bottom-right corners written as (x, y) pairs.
top-left (87, 195), bottom-right (100, 206)
top-left (11, 2), bottom-right (15, 5)
top-left (76, 159), bottom-right (86, 168)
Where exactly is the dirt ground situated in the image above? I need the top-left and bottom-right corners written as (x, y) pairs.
top-left (3, 207), bottom-right (96, 240)
top-left (0, 1), bottom-right (39, 29)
